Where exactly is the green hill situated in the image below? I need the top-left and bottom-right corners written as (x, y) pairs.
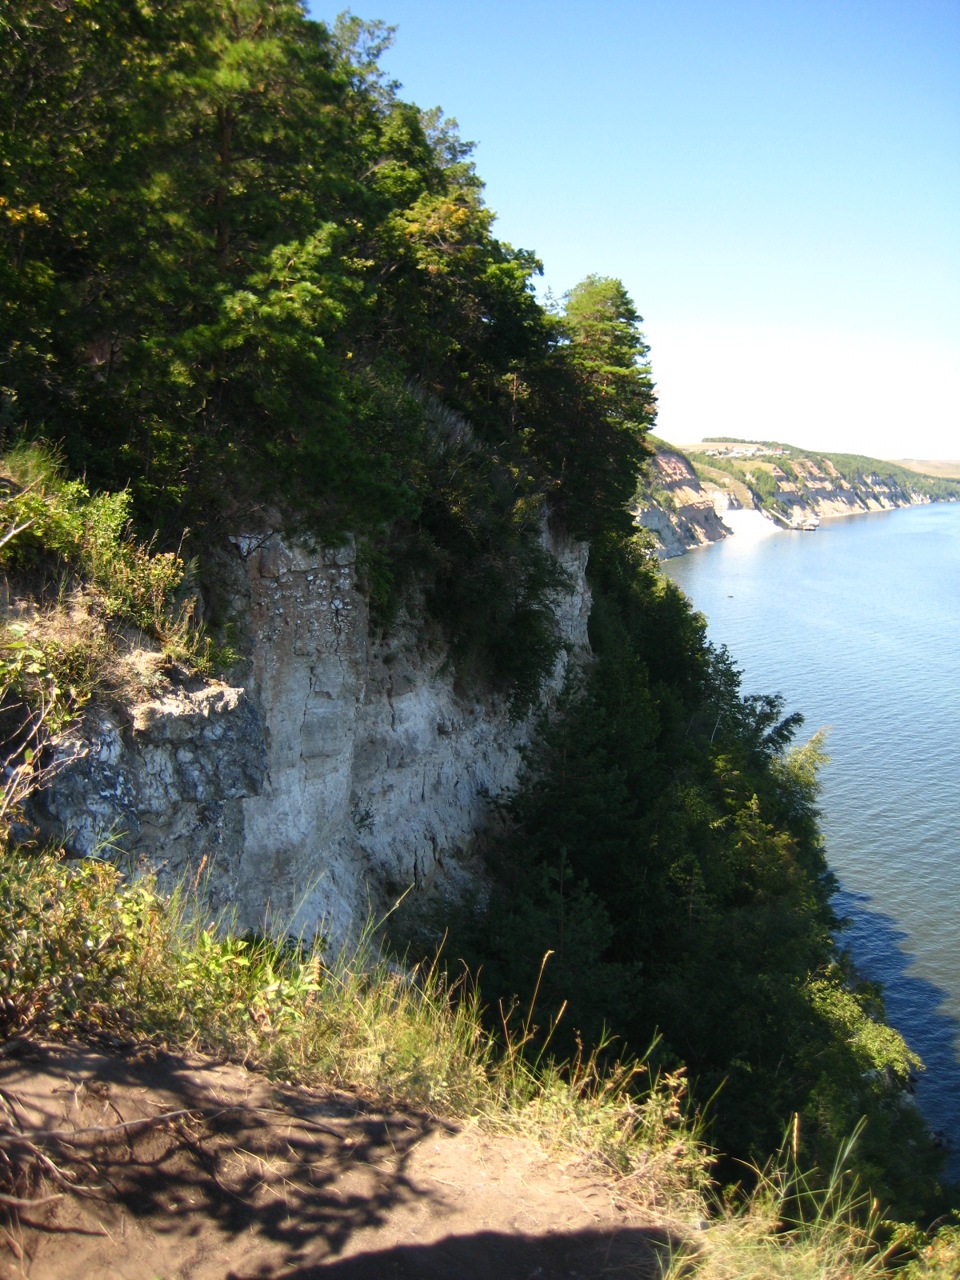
top-left (686, 440), bottom-right (960, 523)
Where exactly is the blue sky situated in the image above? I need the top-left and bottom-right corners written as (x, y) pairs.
top-left (308, 1), bottom-right (959, 460)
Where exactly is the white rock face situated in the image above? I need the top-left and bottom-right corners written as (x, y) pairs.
top-left (39, 529), bottom-right (591, 947)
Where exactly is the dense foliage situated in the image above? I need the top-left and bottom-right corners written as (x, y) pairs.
top-left (432, 536), bottom-right (951, 1218)
top-left (1, 0), bottom-right (953, 1226)
top-left (0, 0), bottom-right (653, 706)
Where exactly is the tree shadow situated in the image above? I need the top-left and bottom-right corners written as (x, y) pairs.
top-left (2, 1041), bottom-right (449, 1270)
top-left (1, 1042), bottom-right (683, 1279)
top-left (834, 884), bottom-right (960, 1178)
top-left (257, 1224), bottom-right (680, 1280)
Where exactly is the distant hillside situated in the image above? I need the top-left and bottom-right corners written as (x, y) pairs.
top-left (692, 439), bottom-right (960, 516)
top-left (631, 435), bottom-right (737, 557)
top-left (635, 439), bottom-right (960, 553)
top-left (896, 458), bottom-right (960, 481)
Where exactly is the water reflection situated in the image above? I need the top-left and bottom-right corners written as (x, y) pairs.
top-left (834, 885), bottom-right (960, 1179)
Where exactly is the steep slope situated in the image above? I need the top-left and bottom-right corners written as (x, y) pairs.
top-left (632, 446), bottom-right (736, 557)
top-left (35, 528), bottom-right (591, 946)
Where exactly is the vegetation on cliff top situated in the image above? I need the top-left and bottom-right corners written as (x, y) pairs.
top-left (685, 440), bottom-right (960, 519)
top-left (2, 0), bottom-right (959, 1266)
top-left (1, 0), bottom-right (653, 710)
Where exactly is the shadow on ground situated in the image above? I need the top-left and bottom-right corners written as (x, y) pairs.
top-left (242, 1224), bottom-right (679, 1279)
top-left (1, 1041), bottom-right (682, 1280)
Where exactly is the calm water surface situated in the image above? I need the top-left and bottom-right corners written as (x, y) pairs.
top-left (664, 502), bottom-right (960, 1175)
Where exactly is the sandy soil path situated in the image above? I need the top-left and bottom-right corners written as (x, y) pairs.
top-left (0, 1042), bottom-right (679, 1279)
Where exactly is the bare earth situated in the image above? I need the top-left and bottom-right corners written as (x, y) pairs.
top-left (0, 1043), bottom-right (679, 1280)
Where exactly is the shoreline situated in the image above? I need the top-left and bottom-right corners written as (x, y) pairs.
top-left (686, 495), bottom-right (945, 555)
top-left (669, 500), bottom-right (903, 550)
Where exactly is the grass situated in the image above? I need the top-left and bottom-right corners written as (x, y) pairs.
top-left (661, 1125), bottom-right (960, 1279)
top-left (0, 848), bottom-right (706, 1220)
top-left (2, 438), bottom-right (959, 1275)
top-left (664, 1124), bottom-right (887, 1280)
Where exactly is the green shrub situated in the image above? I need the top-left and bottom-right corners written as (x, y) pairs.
top-left (899, 1216), bottom-right (960, 1278)
top-left (0, 852), bottom-right (162, 1039)
top-left (0, 444), bottom-right (228, 705)
top-left (0, 444), bottom-right (187, 631)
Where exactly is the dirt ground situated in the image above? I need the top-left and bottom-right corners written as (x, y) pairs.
top-left (0, 1042), bottom-right (684, 1280)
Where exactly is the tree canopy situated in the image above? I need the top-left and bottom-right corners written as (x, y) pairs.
top-left (1, 0), bottom-right (949, 1219)
top-left (1, 0), bottom-right (657, 707)
top-left (0, 2), bottom-right (652, 544)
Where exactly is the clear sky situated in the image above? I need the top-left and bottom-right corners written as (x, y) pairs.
top-left (308, 1), bottom-right (959, 460)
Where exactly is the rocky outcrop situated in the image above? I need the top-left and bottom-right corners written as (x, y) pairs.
top-left (37, 529), bottom-right (591, 947)
top-left (762, 458), bottom-right (920, 525)
top-left (633, 449), bottom-right (735, 558)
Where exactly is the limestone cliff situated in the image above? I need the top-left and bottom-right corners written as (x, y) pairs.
top-left (751, 456), bottom-right (919, 525)
top-left (37, 529), bottom-right (591, 946)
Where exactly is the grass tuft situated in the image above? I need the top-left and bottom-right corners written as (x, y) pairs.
top-left (0, 848), bottom-right (706, 1218)
top-left (664, 1121), bottom-right (891, 1280)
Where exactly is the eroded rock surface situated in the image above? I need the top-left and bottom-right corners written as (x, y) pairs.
top-left (634, 449), bottom-right (734, 558)
top-left (38, 529), bottom-right (591, 945)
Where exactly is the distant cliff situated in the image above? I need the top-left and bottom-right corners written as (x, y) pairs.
top-left (758, 454), bottom-right (915, 523)
top-left (635, 439), bottom-right (960, 556)
top-left (633, 444), bottom-right (737, 558)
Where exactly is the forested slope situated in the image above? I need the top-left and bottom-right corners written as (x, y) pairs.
top-left (1, 0), bottom-right (654, 709)
top-left (0, 0), bottom-right (954, 1222)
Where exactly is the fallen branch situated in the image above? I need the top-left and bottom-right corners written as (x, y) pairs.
top-left (12, 1106), bottom-right (218, 1144)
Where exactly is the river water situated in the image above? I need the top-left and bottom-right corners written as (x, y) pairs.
top-left (663, 501), bottom-right (960, 1176)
